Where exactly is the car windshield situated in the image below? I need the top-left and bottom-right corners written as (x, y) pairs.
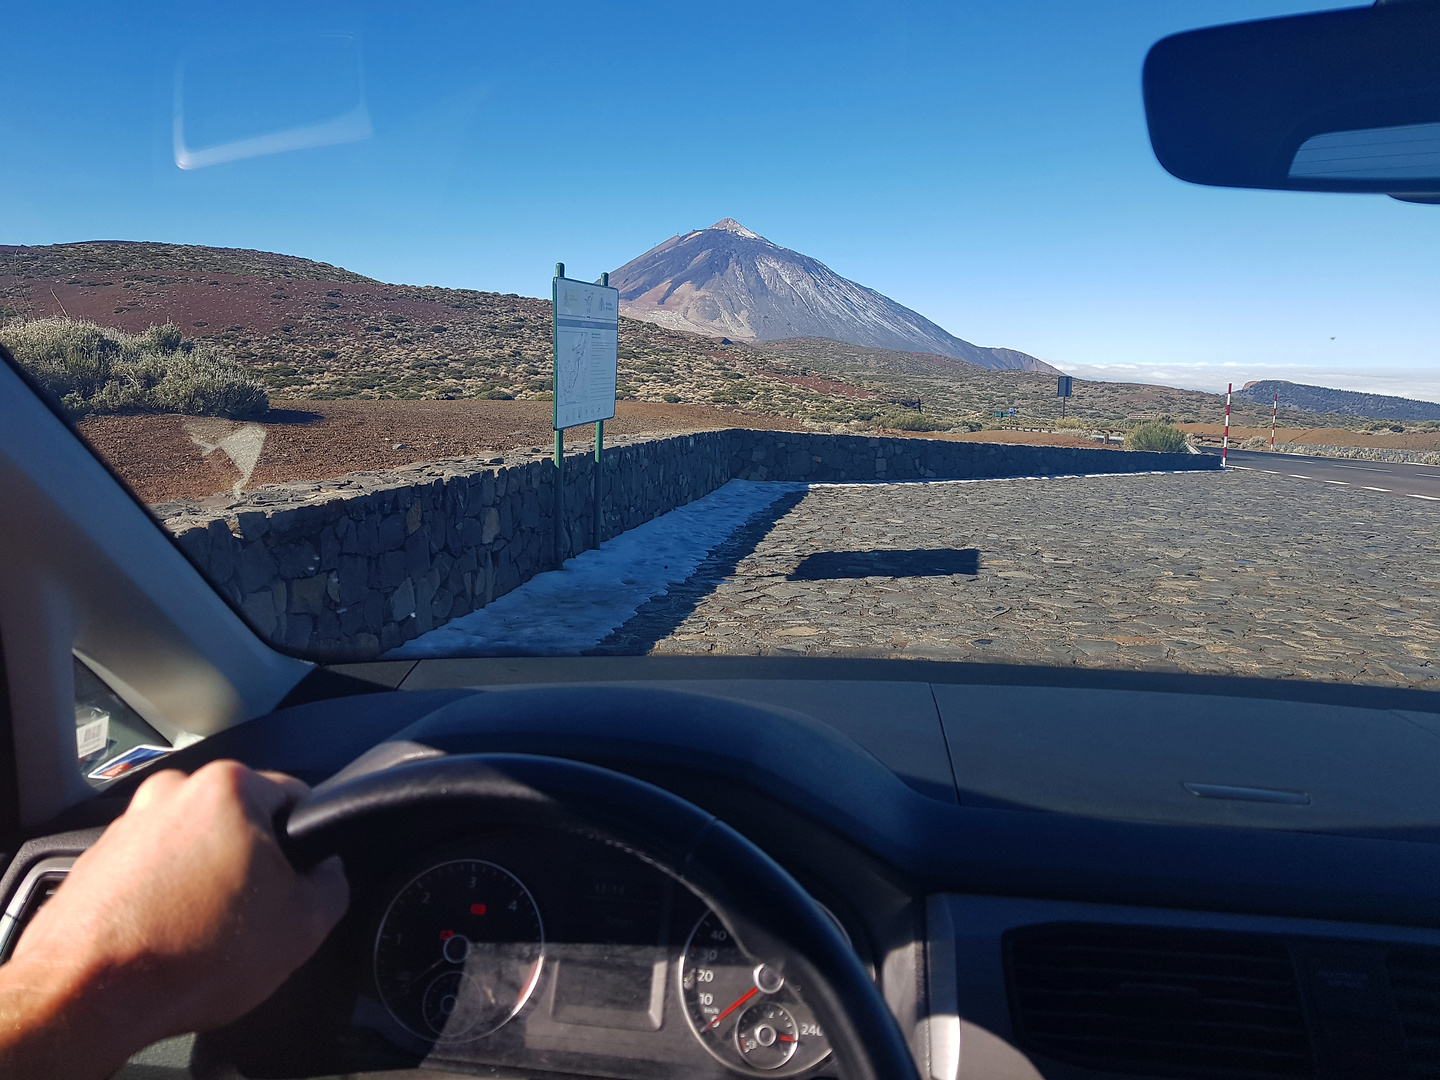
top-left (6, 1), bottom-right (1438, 691)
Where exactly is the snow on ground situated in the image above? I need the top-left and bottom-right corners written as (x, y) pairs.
top-left (388, 479), bottom-right (805, 657)
top-left (388, 471), bottom-right (1189, 658)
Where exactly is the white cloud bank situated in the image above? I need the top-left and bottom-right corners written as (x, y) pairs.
top-left (1064, 362), bottom-right (1440, 404)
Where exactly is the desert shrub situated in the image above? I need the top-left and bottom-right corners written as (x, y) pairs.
top-left (1239, 436), bottom-right (1271, 450)
top-left (0, 317), bottom-right (267, 419)
top-left (877, 409), bottom-right (950, 432)
top-left (1125, 421), bottom-right (1188, 453)
top-left (1055, 417), bottom-right (1082, 430)
top-left (479, 389), bottom-right (514, 400)
top-left (662, 393), bottom-right (682, 403)
top-left (135, 322), bottom-right (184, 353)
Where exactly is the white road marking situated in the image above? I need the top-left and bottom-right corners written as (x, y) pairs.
top-left (1361, 486), bottom-right (1392, 492)
top-left (1322, 480), bottom-right (1349, 485)
top-left (1406, 493), bottom-right (1440, 501)
top-left (1289, 474), bottom-right (1309, 479)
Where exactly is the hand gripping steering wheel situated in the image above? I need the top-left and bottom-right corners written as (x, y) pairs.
top-left (273, 752), bottom-right (922, 1080)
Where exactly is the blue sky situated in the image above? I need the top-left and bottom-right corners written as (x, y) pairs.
top-left (3, 2), bottom-right (1437, 398)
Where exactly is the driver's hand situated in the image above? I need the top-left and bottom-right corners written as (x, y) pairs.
top-left (0, 760), bottom-right (349, 1080)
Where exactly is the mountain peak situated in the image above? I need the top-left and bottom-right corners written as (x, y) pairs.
top-left (610, 226), bottom-right (1058, 373)
top-left (708, 218), bottom-right (761, 239)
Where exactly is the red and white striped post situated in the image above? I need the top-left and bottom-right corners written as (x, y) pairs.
top-left (1270, 392), bottom-right (1278, 449)
top-left (1222, 383), bottom-right (1231, 465)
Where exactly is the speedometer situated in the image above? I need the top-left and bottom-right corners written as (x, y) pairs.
top-left (680, 909), bottom-right (834, 1075)
top-left (373, 859), bottom-right (544, 1043)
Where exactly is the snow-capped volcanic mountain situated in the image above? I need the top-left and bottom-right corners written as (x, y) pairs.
top-left (611, 219), bottom-right (1057, 373)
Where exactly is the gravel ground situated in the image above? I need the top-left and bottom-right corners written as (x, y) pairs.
top-left (602, 470), bottom-right (1440, 689)
top-left (77, 400), bottom-right (1114, 505)
top-left (77, 399), bottom-right (811, 504)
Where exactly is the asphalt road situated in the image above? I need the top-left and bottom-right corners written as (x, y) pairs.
top-left (1201, 447), bottom-right (1440, 501)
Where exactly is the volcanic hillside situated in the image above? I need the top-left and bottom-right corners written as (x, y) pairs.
top-left (0, 241), bottom-right (1323, 430)
top-left (0, 241), bottom-right (873, 421)
top-left (1238, 380), bottom-right (1440, 423)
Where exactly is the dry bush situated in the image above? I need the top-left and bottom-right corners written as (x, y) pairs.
top-left (0, 317), bottom-right (267, 419)
top-left (875, 408), bottom-right (950, 432)
top-left (1125, 421), bottom-right (1188, 453)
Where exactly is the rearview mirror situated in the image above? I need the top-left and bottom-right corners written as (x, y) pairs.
top-left (1143, 2), bottom-right (1440, 201)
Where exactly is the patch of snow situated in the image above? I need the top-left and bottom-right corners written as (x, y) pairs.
top-left (709, 217), bottom-right (761, 240)
top-left (387, 479), bottom-right (805, 657)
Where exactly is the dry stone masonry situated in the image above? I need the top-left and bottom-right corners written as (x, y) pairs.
top-left (157, 430), bottom-right (1213, 657)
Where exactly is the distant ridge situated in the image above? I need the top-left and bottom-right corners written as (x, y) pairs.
top-left (611, 219), bottom-right (1058, 373)
top-left (1237, 380), bottom-right (1440, 422)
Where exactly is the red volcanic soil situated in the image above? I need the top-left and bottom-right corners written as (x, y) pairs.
top-left (6, 270), bottom-right (492, 343)
top-left (935, 429), bottom-right (1119, 449)
top-left (77, 399), bottom-right (810, 505)
top-left (767, 372), bottom-right (881, 399)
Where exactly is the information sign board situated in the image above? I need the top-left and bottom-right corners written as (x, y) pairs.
top-left (1057, 375), bottom-right (1073, 397)
top-left (553, 276), bottom-right (619, 430)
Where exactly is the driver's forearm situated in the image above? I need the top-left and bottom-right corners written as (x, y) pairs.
top-left (0, 946), bottom-right (150, 1080)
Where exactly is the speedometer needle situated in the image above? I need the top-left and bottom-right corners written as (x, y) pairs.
top-left (708, 987), bottom-right (758, 1029)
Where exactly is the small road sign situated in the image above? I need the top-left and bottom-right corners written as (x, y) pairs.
top-left (1056, 375), bottom-right (1073, 420)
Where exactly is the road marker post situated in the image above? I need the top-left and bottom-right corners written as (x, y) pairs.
top-left (1223, 383), bottom-right (1231, 466)
top-left (1271, 392), bottom-right (1278, 449)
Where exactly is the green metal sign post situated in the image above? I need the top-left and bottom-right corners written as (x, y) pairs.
top-left (551, 263), bottom-right (618, 569)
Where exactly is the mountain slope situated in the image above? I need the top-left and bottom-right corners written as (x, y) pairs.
top-left (1237, 380), bottom-right (1440, 422)
top-left (0, 241), bottom-right (893, 422)
top-left (611, 219), bottom-right (1058, 373)
top-left (4, 240), bottom-right (1308, 430)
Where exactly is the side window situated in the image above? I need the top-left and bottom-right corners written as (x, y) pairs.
top-left (73, 658), bottom-right (173, 789)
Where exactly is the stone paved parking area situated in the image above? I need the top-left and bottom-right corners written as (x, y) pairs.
top-left (598, 471), bottom-right (1440, 688)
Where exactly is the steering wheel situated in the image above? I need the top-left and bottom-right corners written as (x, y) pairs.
top-left (262, 751), bottom-right (921, 1080)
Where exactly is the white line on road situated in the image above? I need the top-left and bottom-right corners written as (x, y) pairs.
top-left (1289, 474), bottom-right (1309, 479)
top-left (1323, 480), bottom-right (1349, 485)
top-left (1406, 493), bottom-right (1440, 501)
top-left (1361, 486), bottom-right (1392, 492)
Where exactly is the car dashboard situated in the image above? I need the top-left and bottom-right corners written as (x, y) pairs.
top-left (4, 657), bottom-right (1440, 1080)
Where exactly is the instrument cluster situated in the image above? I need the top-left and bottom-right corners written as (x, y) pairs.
top-left (347, 829), bottom-right (849, 1077)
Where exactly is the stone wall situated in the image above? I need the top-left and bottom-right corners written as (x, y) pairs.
top-left (164, 429), bottom-right (1216, 657)
top-left (732, 430), bottom-right (1204, 483)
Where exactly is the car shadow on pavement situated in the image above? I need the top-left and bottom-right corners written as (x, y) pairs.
top-left (587, 488), bottom-right (810, 656)
top-left (787, 548), bottom-right (980, 580)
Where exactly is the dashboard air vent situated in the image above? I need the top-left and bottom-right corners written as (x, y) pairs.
top-left (1006, 924), bottom-right (1312, 1079)
top-left (1386, 947), bottom-right (1440, 1079)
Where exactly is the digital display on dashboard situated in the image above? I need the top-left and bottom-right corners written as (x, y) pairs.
top-left (549, 857), bottom-right (670, 1030)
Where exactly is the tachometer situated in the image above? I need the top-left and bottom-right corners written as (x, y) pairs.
top-left (373, 859), bottom-right (544, 1043)
top-left (680, 909), bottom-right (833, 1075)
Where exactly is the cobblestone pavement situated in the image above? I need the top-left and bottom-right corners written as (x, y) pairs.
top-left (603, 471), bottom-right (1440, 689)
